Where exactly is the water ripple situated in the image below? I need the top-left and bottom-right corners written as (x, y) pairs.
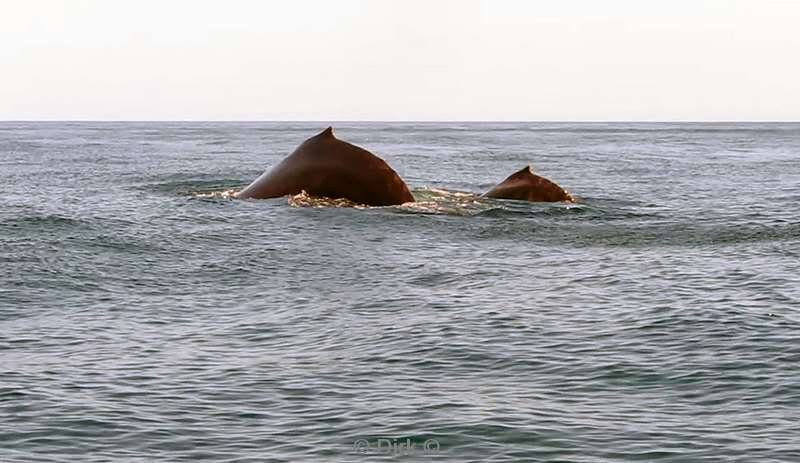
top-left (1, 122), bottom-right (799, 462)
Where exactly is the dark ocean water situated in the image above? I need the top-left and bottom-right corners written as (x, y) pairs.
top-left (1, 121), bottom-right (799, 462)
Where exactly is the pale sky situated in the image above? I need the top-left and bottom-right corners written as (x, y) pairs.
top-left (2, 0), bottom-right (799, 121)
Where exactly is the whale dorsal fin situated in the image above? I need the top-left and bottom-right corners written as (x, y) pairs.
top-left (511, 165), bottom-right (534, 177)
top-left (320, 126), bottom-right (335, 138)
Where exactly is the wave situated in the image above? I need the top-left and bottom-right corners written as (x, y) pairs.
top-left (0, 214), bottom-right (90, 232)
top-left (181, 184), bottom-right (650, 219)
top-left (175, 185), bottom-right (800, 249)
top-left (145, 179), bottom-right (246, 195)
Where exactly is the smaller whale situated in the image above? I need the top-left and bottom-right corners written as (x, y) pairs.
top-left (483, 166), bottom-right (574, 202)
top-left (236, 127), bottom-right (414, 206)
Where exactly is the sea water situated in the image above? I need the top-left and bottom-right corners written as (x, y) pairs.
top-left (1, 122), bottom-right (799, 462)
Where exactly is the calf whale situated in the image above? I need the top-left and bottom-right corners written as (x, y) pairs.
top-left (483, 166), bottom-right (574, 203)
top-left (236, 127), bottom-right (414, 206)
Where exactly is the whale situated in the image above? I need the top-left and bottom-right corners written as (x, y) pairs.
top-left (483, 166), bottom-right (574, 202)
top-left (236, 127), bottom-right (415, 206)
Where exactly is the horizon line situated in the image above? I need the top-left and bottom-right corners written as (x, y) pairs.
top-left (1, 119), bottom-right (799, 123)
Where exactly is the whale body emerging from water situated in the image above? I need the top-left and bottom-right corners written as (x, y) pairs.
top-left (236, 127), bottom-right (415, 206)
top-left (483, 166), bottom-right (575, 203)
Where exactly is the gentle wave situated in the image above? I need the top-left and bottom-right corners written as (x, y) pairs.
top-left (2, 122), bottom-right (799, 463)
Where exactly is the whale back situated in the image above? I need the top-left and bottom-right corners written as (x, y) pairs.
top-left (236, 127), bottom-right (414, 206)
top-left (483, 166), bottom-right (574, 202)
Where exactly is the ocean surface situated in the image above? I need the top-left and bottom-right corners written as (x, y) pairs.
top-left (1, 121), bottom-right (799, 462)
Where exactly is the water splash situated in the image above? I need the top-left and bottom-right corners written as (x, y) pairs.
top-left (287, 191), bottom-right (370, 208)
top-left (191, 188), bottom-right (240, 199)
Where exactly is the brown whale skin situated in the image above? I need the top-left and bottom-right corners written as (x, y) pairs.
top-left (236, 127), bottom-right (414, 206)
top-left (483, 166), bottom-right (574, 203)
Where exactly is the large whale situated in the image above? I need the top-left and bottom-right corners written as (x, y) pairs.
top-left (483, 166), bottom-right (575, 202)
top-left (236, 127), bottom-right (415, 206)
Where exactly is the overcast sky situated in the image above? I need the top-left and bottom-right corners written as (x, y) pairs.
top-left (2, 0), bottom-right (799, 121)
